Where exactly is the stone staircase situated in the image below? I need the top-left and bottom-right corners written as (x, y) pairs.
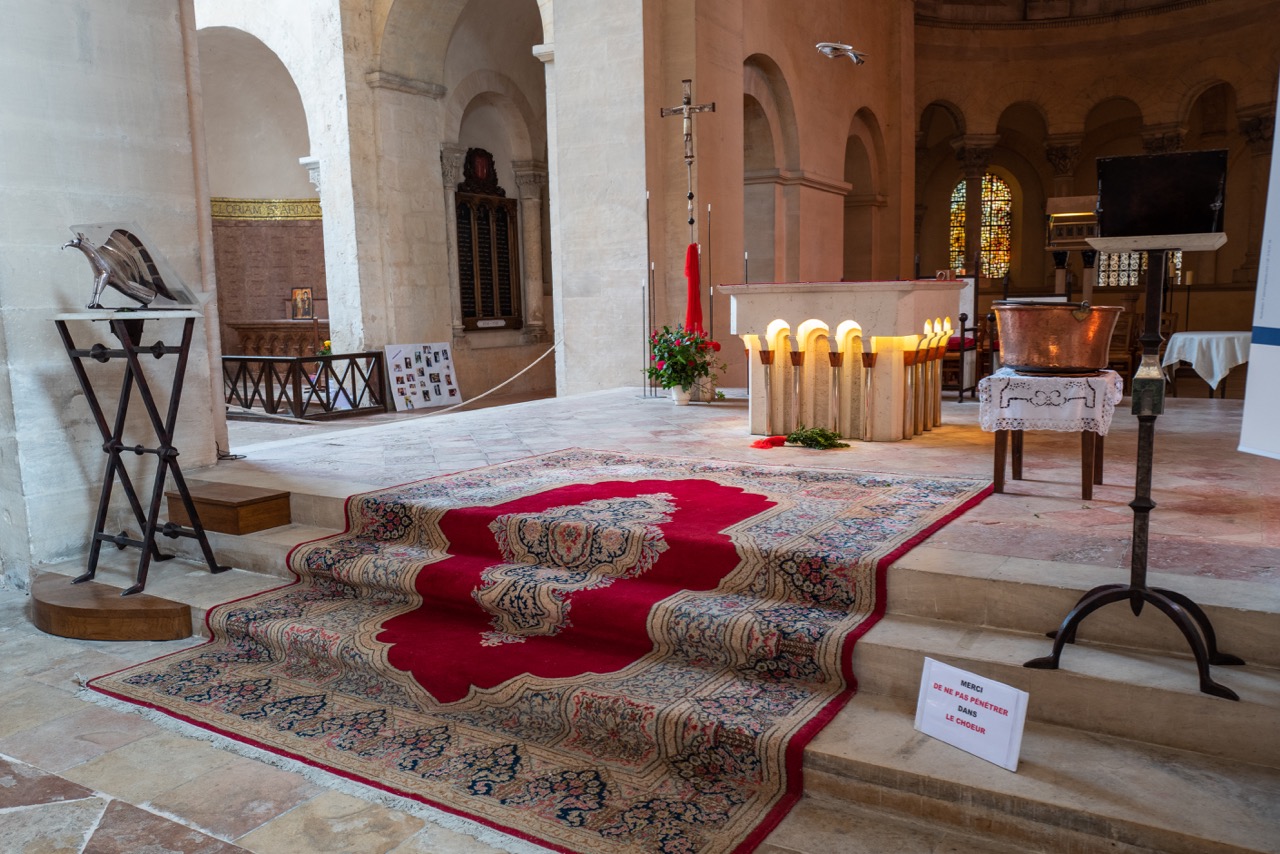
top-left (785, 544), bottom-right (1280, 854)
top-left (41, 479), bottom-right (1280, 854)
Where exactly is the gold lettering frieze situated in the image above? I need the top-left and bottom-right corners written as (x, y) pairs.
top-left (210, 198), bottom-right (322, 221)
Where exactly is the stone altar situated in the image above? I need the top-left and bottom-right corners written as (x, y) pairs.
top-left (720, 280), bottom-right (967, 441)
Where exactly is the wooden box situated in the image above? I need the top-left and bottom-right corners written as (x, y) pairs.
top-left (167, 481), bottom-right (291, 535)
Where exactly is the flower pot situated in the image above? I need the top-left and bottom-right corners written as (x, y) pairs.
top-left (671, 387), bottom-right (692, 406)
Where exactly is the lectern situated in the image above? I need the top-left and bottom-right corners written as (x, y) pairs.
top-left (1024, 150), bottom-right (1244, 699)
top-left (55, 310), bottom-right (228, 595)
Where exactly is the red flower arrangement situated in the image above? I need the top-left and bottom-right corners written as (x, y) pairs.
top-left (647, 325), bottom-right (724, 391)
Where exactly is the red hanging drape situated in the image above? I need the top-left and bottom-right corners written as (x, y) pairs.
top-left (684, 242), bottom-right (703, 334)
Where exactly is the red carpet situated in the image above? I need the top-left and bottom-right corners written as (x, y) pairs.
top-left (91, 450), bottom-right (990, 853)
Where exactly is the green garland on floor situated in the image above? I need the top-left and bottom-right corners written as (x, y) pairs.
top-left (786, 425), bottom-right (849, 449)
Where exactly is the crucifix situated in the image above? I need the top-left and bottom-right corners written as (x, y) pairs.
top-left (661, 79), bottom-right (715, 241)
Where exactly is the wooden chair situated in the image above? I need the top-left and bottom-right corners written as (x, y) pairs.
top-left (1105, 312), bottom-right (1136, 380)
top-left (942, 313), bottom-right (984, 401)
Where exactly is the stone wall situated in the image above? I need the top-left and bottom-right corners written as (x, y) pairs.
top-left (915, 0), bottom-right (1280, 330)
top-left (0, 0), bottom-right (217, 586)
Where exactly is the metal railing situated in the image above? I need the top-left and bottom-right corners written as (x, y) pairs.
top-left (223, 351), bottom-right (388, 420)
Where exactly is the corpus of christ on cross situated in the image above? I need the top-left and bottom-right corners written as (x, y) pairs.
top-left (661, 78), bottom-right (715, 238)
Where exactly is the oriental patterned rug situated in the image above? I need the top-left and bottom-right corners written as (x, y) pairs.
top-left (91, 450), bottom-right (990, 854)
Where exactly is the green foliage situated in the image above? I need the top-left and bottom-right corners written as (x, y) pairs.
top-left (786, 425), bottom-right (849, 449)
top-left (647, 325), bottom-right (724, 391)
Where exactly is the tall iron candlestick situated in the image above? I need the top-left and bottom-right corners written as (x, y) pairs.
top-left (707, 203), bottom-right (714, 341)
top-left (1025, 248), bottom-right (1242, 698)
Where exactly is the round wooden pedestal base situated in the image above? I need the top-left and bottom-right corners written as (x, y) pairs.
top-left (31, 573), bottom-right (192, 641)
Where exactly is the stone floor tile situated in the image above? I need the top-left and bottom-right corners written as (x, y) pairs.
top-left (60, 731), bottom-right (240, 804)
top-left (85, 799), bottom-right (249, 853)
top-left (0, 755), bottom-right (95, 808)
top-left (0, 702), bottom-right (160, 773)
top-left (17, 647), bottom-right (139, 692)
top-left (387, 821), bottom-right (518, 854)
top-left (0, 681), bottom-right (92, 740)
top-left (148, 754), bottom-right (323, 839)
top-left (235, 790), bottom-right (424, 853)
top-left (0, 796), bottom-right (106, 853)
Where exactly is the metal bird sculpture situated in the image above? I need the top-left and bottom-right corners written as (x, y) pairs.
top-left (63, 228), bottom-right (174, 308)
top-left (816, 42), bottom-right (868, 65)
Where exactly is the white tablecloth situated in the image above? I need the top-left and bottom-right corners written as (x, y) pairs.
top-left (1161, 331), bottom-right (1251, 389)
top-left (978, 368), bottom-right (1125, 434)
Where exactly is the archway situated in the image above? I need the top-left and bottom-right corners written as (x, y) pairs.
top-left (197, 26), bottom-right (321, 358)
top-left (743, 54), bottom-right (801, 283)
top-left (843, 108), bottom-right (886, 281)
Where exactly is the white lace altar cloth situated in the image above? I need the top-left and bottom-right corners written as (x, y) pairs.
top-left (978, 368), bottom-right (1124, 434)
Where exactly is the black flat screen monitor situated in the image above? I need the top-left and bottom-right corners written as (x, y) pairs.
top-left (1096, 150), bottom-right (1227, 238)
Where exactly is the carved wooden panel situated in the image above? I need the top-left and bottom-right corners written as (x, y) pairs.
top-left (226, 320), bottom-right (330, 357)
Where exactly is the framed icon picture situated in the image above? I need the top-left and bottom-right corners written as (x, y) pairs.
top-left (291, 288), bottom-right (314, 319)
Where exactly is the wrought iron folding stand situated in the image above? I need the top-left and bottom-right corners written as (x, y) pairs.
top-left (55, 311), bottom-right (228, 596)
top-left (1023, 245), bottom-right (1243, 700)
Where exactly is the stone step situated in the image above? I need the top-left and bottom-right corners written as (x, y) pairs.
top-left (801, 691), bottom-right (1280, 854)
top-left (760, 794), bottom-right (1032, 854)
top-left (164, 522), bottom-right (337, 579)
top-left (37, 554), bottom-right (290, 638)
top-left (891, 545), bottom-right (1280, 669)
top-left (853, 613), bottom-right (1280, 768)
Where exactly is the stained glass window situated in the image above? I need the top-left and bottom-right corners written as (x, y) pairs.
top-left (1096, 250), bottom-right (1182, 288)
top-left (949, 174), bottom-right (1012, 277)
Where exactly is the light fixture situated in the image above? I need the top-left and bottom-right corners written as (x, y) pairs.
top-left (816, 42), bottom-right (867, 65)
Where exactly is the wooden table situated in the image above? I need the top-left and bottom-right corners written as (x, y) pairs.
top-left (978, 368), bottom-right (1125, 500)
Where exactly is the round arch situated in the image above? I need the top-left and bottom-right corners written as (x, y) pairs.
top-left (197, 26), bottom-right (312, 198)
top-left (843, 107), bottom-right (887, 281)
top-left (743, 54), bottom-right (801, 283)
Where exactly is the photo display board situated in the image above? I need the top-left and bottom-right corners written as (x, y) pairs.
top-left (384, 343), bottom-right (462, 411)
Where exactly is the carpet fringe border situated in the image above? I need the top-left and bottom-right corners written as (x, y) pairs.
top-left (76, 685), bottom-right (555, 854)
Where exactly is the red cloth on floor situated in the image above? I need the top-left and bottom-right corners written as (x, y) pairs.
top-left (684, 242), bottom-right (703, 334)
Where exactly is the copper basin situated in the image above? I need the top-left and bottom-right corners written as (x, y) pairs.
top-left (993, 301), bottom-right (1123, 373)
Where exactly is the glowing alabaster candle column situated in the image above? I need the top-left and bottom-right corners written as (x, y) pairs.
top-left (757, 345), bottom-right (775, 435)
top-left (789, 348), bottom-right (805, 435)
top-left (828, 348), bottom-right (843, 435)
top-left (861, 347), bottom-right (878, 441)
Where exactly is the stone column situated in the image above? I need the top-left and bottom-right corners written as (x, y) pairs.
top-left (1044, 135), bottom-right (1083, 197)
top-left (513, 160), bottom-right (549, 342)
top-left (1052, 250), bottom-right (1069, 296)
top-left (299, 156), bottom-right (322, 196)
top-left (951, 135), bottom-right (998, 278)
top-left (913, 132), bottom-right (926, 277)
top-left (1081, 249), bottom-right (1098, 303)
top-left (1234, 107), bottom-right (1274, 282)
top-left (440, 143), bottom-right (467, 339)
top-left (914, 203), bottom-right (926, 277)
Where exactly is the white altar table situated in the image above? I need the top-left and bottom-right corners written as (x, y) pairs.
top-left (1161, 331), bottom-right (1251, 392)
top-left (719, 280), bottom-right (966, 441)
